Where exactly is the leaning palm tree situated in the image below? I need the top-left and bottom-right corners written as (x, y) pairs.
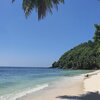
top-left (12, 0), bottom-right (64, 20)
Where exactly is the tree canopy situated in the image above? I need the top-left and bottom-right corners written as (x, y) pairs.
top-left (52, 25), bottom-right (100, 69)
top-left (93, 24), bottom-right (100, 43)
top-left (12, 0), bottom-right (64, 20)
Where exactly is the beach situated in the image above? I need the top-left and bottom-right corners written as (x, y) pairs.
top-left (0, 67), bottom-right (92, 100)
top-left (17, 70), bottom-right (100, 100)
top-left (17, 76), bottom-right (84, 100)
top-left (0, 67), bottom-right (99, 100)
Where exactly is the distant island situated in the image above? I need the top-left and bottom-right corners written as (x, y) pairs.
top-left (52, 24), bottom-right (100, 69)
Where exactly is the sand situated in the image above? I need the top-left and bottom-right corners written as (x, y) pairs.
top-left (17, 70), bottom-right (100, 100)
top-left (84, 70), bottom-right (100, 93)
top-left (17, 76), bottom-right (84, 100)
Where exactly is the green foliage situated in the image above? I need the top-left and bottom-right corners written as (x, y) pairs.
top-left (97, 56), bottom-right (100, 67)
top-left (52, 25), bottom-right (100, 69)
top-left (93, 24), bottom-right (100, 43)
top-left (12, 0), bottom-right (64, 20)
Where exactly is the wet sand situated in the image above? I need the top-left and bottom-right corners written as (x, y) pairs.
top-left (17, 76), bottom-right (84, 100)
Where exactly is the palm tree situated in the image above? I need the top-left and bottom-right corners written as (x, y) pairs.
top-left (12, 0), bottom-right (64, 20)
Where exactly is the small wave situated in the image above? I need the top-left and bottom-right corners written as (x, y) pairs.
top-left (0, 83), bottom-right (48, 100)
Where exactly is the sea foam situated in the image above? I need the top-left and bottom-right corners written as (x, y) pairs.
top-left (0, 84), bottom-right (48, 100)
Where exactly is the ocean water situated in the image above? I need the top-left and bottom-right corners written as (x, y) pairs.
top-left (0, 67), bottom-right (91, 100)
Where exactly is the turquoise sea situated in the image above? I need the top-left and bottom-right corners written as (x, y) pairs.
top-left (0, 67), bottom-right (91, 100)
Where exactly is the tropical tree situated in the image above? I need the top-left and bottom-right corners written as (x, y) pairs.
top-left (12, 0), bottom-right (64, 20)
top-left (93, 24), bottom-right (100, 43)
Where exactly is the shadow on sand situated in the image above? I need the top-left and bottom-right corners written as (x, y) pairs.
top-left (56, 92), bottom-right (100, 100)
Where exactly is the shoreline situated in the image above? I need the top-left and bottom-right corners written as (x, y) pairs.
top-left (17, 75), bottom-right (85, 100)
top-left (17, 70), bottom-right (100, 100)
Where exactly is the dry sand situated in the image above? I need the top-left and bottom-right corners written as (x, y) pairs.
top-left (84, 70), bottom-right (100, 93)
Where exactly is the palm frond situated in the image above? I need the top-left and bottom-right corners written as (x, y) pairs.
top-left (12, 0), bottom-right (64, 20)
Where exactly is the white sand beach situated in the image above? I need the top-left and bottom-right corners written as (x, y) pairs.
top-left (17, 70), bottom-right (100, 100)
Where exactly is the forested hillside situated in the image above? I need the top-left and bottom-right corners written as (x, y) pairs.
top-left (52, 25), bottom-right (100, 69)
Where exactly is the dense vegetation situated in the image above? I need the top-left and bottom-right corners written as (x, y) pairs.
top-left (52, 25), bottom-right (100, 69)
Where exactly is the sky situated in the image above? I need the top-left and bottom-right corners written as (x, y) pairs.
top-left (0, 0), bottom-right (100, 67)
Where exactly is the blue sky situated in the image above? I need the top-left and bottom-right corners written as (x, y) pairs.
top-left (0, 0), bottom-right (100, 67)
